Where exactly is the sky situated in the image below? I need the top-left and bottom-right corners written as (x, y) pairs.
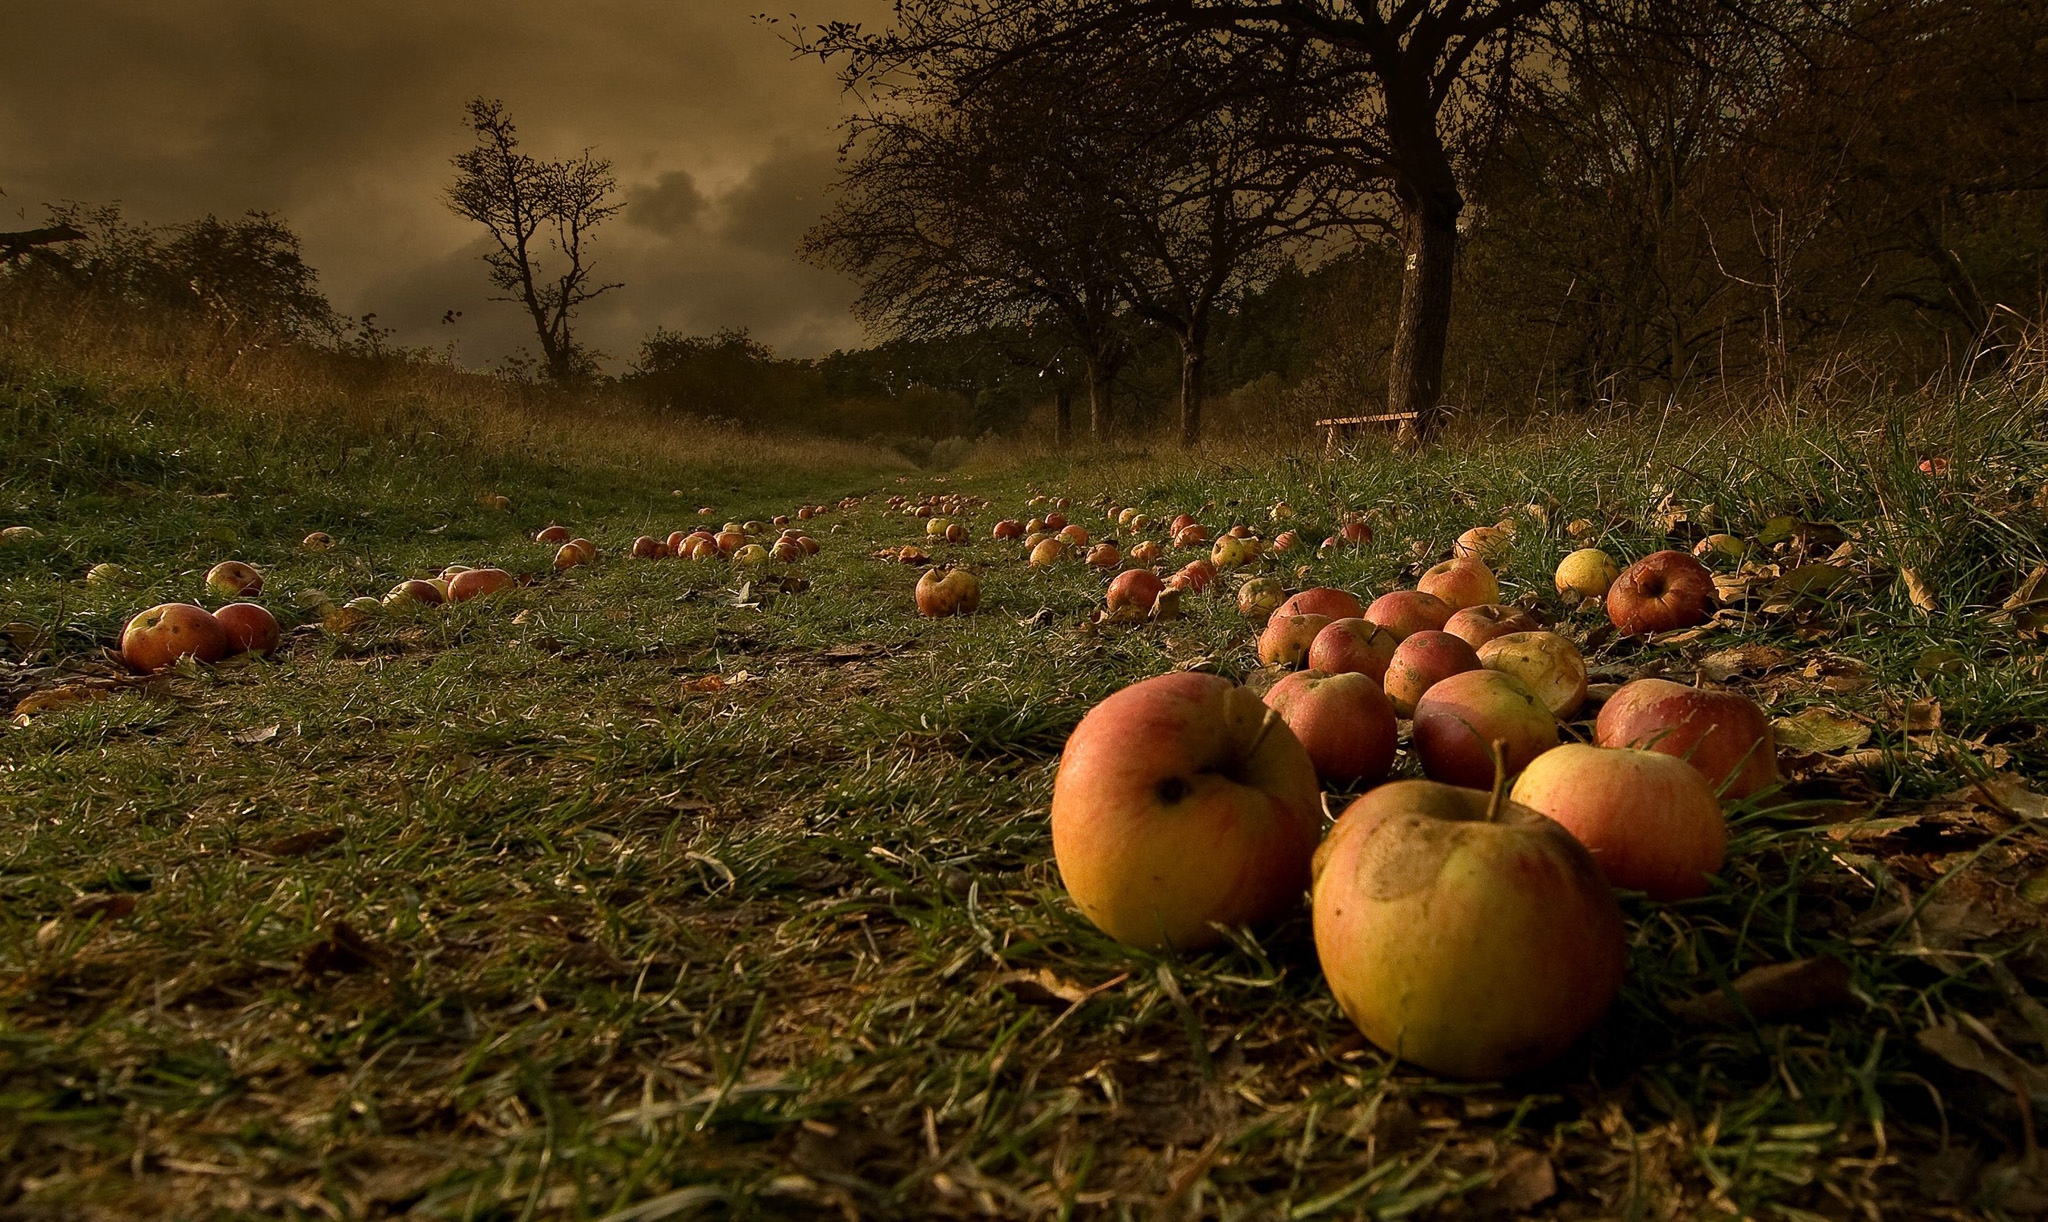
top-left (2, 1), bottom-right (895, 367)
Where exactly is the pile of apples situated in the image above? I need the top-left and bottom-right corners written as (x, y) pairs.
top-left (544, 514), bottom-right (824, 569)
top-left (1050, 518), bottom-right (1781, 1081)
top-left (117, 561), bottom-right (282, 670)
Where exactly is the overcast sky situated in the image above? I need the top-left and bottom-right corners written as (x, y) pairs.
top-left (2, 1), bottom-right (893, 367)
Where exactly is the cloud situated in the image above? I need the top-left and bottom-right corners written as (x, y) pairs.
top-left (1, 0), bottom-right (892, 362)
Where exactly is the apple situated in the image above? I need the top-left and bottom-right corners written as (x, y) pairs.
top-left (1511, 744), bottom-right (1726, 900)
top-left (1312, 779), bottom-right (1627, 1079)
top-left (1271, 530), bottom-right (1299, 553)
top-left (1418, 558), bottom-right (1499, 611)
top-left (85, 562), bottom-right (131, 587)
top-left (1026, 517), bottom-right (1047, 536)
top-left (1567, 518), bottom-right (1598, 538)
top-left (1454, 524), bottom-right (1513, 566)
top-left (1478, 631), bottom-right (1588, 719)
top-left (1594, 678), bottom-right (1781, 799)
top-left (1410, 669), bottom-right (1560, 788)
top-left (993, 520), bottom-right (1024, 541)
top-left (1051, 671), bottom-right (1323, 950)
top-left (770, 539), bottom-right (803, 562)
top-left (743, 520), bottom-right (768, 536)
top-left (1227, 524), bottom-right (1253, 539)
top-left (449, 568), bottom-right (514, 601)
top-left (536, 525), bottom-right (571, 545)
top-left (773, 514), bottom-right (790, 526)
top-left (384, 579), bottom-right (444, 606)
top-left (1025, 531), bottom-right (1055, 550)
top-left (733, 543), bottom-right (770, 564)
top-left (1264, 669), bottom-right (1398, 786)
top-left (1081, 543), bottom-right (1116, 568)
top-left (1029, 539), bottom-right (1067, 566)
top-left (1171, 513), bottom-right (1197, 534)
top-left (121, 603), bottom-right (229, 671)
top-left (215, 602), bottom-right (280, 655)
top-left (205, 561), bottom-right (263, 598)
top-left (1046, 513), bottom-right (1069, 530)
top-left (553, 544), bottom-right (585, 570)
top-left (1168, 560), bottom-right (1218, 593)
top-left (1117, 508), bottom-right (1138, 528)
top-left (713, 530), bottom-right (745, 555)
top-left (1054, 524), bottom-right (1087, 548)
top-left (1211, 535), bottom-right (1257, 568)
top-left (301, 532), bottom-right (335, 552)
top-left (1276, 587), bottom-right (1366, 622)
top-left (1607, 551), bottom-right (1716, 636)
top-left (1129, 540), bottom-right (1163, 565)
top-left (1258, 613), bottom-right (1331, 668)
top-left (1174, 524), bottom-right (1211, 548)
top-left (1340, 520), bottom-right (1373, 546)
top-left (1106, 569), bottom-right (1166, 619)
top-left (568, 538), bottom-right (598, 564)
top-left (1238, 577), bottom-right (1285, 620)
top-left (1365, 590), bottom-right (1454, 640)
top-left (1382, 630), bottom-right (1483, 717)
top-left (925, 518), bottom-right (951, 539)
top-left (916, 567), bottom-right (981, 616)
top-left (630, 535), bottom-right (663, 559)
top-left (946, 523), bottom-right (969, 545)
top-left (487, 494), bottom-right (511, 511)
top-left (1443, 604), bottom-right (1539, 650)
top-left (1554, 548), bottom-right (1620, 601)
top-left (1129, 514), bottom-right (1154, 532)
top-left (1307, 617), bottom-right (1400, 682)
top-left (1271, 501), bottom-right (1295, 521)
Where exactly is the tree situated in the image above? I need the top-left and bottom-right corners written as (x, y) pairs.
top-left (445, 98), bottom-right (623, 381)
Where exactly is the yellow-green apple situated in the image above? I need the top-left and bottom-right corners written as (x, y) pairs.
top-left (743, 520), bottom-right (768, 535)
top-left (1307, 617), bottom-right (1400, 682)
top-left (1117, 507), bottom-right (1139, 528)
top-left (924, 518), bottom-right (951, 539)
top-left (1025, 530), bottom-right (1055, 549)
top-left (1567, 518), bottom-right (1598, 538)
top-left (1106, 569), bottom-right (1166, 620)
top-left (1029, 539), bottom-right (1067, 566)
top-left (1411, 670), bottom-right (1560, 787)
top-left (1270, 501), bottom-right (1295, 521)
top-left (1026, 517), bottom-right (1048, 536)
top-left (1511, 744), bottom-right (1726, 899)
top-left (384, 579), bottom-right (444, 607)
top-left (1238, 577), bottom-right (1285, 620)
top-left (916, 567), bottom-right (981, 616)
top-left (568, 538), bottom-right (598, 564)
top-left (1130, 514), bottom-right (1155, 532)
top-left (86, 562), bottom-right (132, 587)
top-left (1554, 548), bottom-right (1620, 602)
top-left (121, 603), bottom-right (229, 671)
top-left (733, 543), bottom-right (769, 564)
top-left (449, 568), bottom-right (514, 601)
top-left (1607, 551), bottom-right (1716, 636)
top-left (301, 531), bottom-right (335, 552)
top-left (1264, 669), bottom-right (1397, 786)
top-left (1052, 671), bottom-right (1323, 950)
top-left (1595, 678), bottom-right (1780, 799)
top-left (1365, 590), bottom-right (1454, 640)
top-left (1444, 604), bottom-right (1540, 650)
top-left (1259, 613), bottom-right (1331, 668)
top-left (215, 602), bottom-right (280, 655)
top-left (1478, 630), bottom-right (1589, 719)
top-left (1168, 560), bottom-right (1218, 593)
top-left (993, 519), bottom-right (1025, 540)
top-left (1418, 558), bottom-right (1500, 611)
top-left (1382, 630), bottom-right (1483, 717)
top-left (536, 525), bottom-right (570, 545)
top-left (1454, 524), bottom-right (1513, 565)
top-left (1312, 779), bottom-right (1626, 1079)
top-left (1211, 534), bottom-right (1257, 569)
top-left (1130, 540), bottom-right (1164, 565)
top-left (1277, 587), bottom-right (1365, 622)
top-left (206, 561), bottom-right (263, 598)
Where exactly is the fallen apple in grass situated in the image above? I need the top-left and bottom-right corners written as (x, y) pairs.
top-left (1264, 669), bottom-right (1397, 786)
top-left (1555, 548), bottom-right (1620, 601)
top-left (121, 603), bottom-right (229, 671)
top-left (1129, 540), bottom-right (1163, 565)
top-left (1444, 604), bottom-right (1540, 650)
top-left (1258, 613), bottom-right (1331, 668)
top-left (1086, 543), bottom-right (1120, 568)
top-left (1276, 587), bottom-right (1366, 622)
top-left (1168, 560), bottom-right (1218, 593)
top-left (1029, 539), bottom-right (1067, 567)
top-left (1106, 569), bottom-right (1165, 620)
top-left (1418, 558), bottom-right (1499, 611)
top-left (993, 519), bottom-right (1025, 541)
top-left (1607, 550), bottom-right (1716, 636)
top-left (86, 562), bottom-right (132, 587)
top-left (214, 602), bottom-right (280, 655)
top-left (1511, 744), bottom-right (1726, 900)
top-left (536, 525), bottom-right (571, 545)
top-left (568, 538), bottom-right (598, 564)
top-left (1365, 590), bottom-right (1454, 640)
top-left (206, 561), bottom-right (263, 598)
top-left (1312, 779), bottom-right (1627, 1080)
top-left (1174, 524), bottom-right (1211, 548)
top-left (1382, 630), bottom-right (1482, 717)
top-left (916, 567), bottom-right (981, 617)
top-left (301, 531), bottom-right (335, 552)
top-left (1477, 630), bottom-right (1589, 719)
top-left (630, 535), bottom-right (663, 559)
top-left (1051, 671), bottom-right (1323, 950)
top-left (553, 544), bottom-right (586, 570)
top-left (1307, 617), bottom-right (1400, 682)
top-left (1410, 669), bottom-right (1560, 788)
top-left (448, 567), bottom-right (514, 601)
top-left (1454, 524), bottom-right (1513, 566)
top-left (1238, 577), bottom-right (1285, 621)
top-left (1594, 678), bottom-right (1781, 799)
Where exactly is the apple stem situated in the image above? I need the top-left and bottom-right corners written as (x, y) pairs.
top-left (1485, 739), bottom-right (1509, 822)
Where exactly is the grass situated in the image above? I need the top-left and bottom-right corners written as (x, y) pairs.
top-left (2, 343), bottom-right (2046, 1220)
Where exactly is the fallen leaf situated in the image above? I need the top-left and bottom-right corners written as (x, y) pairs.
top-left (233, 723), bottom-right (280, 745)
top-left (1905, 699), bottom-right (1941, 734)
top-left (2002, 566), bottom-right (2048, 614)
top-left (1670, 955), bottom-right (1855, 1025)
top-left (1936, 774), bottom-right (2048, 822)
top-left (70, 894), bottom-right (137, 920)
top-left (1901, 567), bottom-right (1940, 614)
top-left (1473, 1148), bottom-right (1557, 1215)
top-left (1698, 644), bottom-right (1790, 681)
top-left (12, 684), bottom-right (115, 717)
top-left (298, 920), bottom-right (385, 976)
top-left (1917, 1017), bottom-right (2048, 1098)
top-left (253, 827), bottom-right (345, 857)
top-left (993, 969), bottom-right (1092, 1007)
top-left (1803, 655), bottom-right (1875, 693)
top-left (1773, 708), bottom-right (1872, 753)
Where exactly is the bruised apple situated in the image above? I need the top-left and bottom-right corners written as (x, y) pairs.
top-left (1365, 590), bottom-right (1453, 640)
top-left (1444, 604), bottom-right (1539, 651)
top-left (1106, 569), bottom-right (1166, 620)
top-left (1312, 780), bottom-right (1626, 1079)
top-left (1258, 613), bottom-right (1330, 668)
top-left (1276, 587), bottom-right (1365, 622)
top-left (448, 568), bottom-right (514, 601)
top-left (1417, 559), bottom-right (1499, 612)
top-left (1554, 548), bottom-right (1620, 602)
top-left (915, 567), bottom-right (980, 616)
top-left (1607, 551), bottom-right (1716, 636)
top-left (1410, 669), bottom-right (1559, 788)
top-left (1382, 630), bottom-right (1482, 717)
top-left (1307, 617), bottom-right (1400, 682)
top-left (1594, 678), bottom-right (1780, 799)
top-left (1477, 630), bottom-right (1588, 719)
top-left (1238, 577), bottom-right (1285, 621)
top-left (1511, 744), bottom-right (1726, 900)
top-left (1263, 669), bottom-right (1397, 786)
top-left (214, 602), bottom-right (280, 655)
top-left (1051, 672), bottom-right (1323, 950)
top-left (121, 603), bottom-right (229, 671)
top-left (205, 561), bottom-right (263, 598)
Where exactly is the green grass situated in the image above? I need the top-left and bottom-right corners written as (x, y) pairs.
top-left (3, 356), bottom-right (2046, 1220)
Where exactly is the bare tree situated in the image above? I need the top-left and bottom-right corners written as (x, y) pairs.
top-left (445, 98), bottom-right (623, 380)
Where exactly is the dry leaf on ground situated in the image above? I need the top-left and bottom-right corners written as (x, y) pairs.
top-left (1773, 708), bottom-right (1873, 753)
top-left (1669, 955), bottom-right (1855, 1026)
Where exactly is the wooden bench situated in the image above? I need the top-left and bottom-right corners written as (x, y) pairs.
top-left (1316, 411), bottom-right (1421, 454)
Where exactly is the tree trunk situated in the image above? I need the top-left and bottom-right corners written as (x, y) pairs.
top-left (1054, 385), bottom-right (1073, 448)
top-left (1387, 196), bottom-right (1461, 442)
top-left (1178, 335), bottom-right (1207, 448)
top-left (1086, 357), bottom-right (1115, 441)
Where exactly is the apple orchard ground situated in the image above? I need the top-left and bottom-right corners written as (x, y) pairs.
top-left (3, 393), bottom-right (2047, 1219)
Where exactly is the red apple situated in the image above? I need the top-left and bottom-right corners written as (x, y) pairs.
top-left (536, 525), bottom-right (571, 545)
top-left (1174, 524), bottom-right (1211, 548)
top-left (1168, 560), bottom-right (1218, 593)
top-left (1312, 779), bottom-right (1626, 1079)
top-left (1086, 543), bottom-right (1120, 568)
top-left (1417, 559), bottom-right (1499, 612)
top-left (1307, 617), bottom-right (1400, 682)
top-left (1045, 513), bottom-right (1068, 530)
top-left (1477, 630), bottom-right (1588, 719)
top-left (1129, 540), bottom-right (1163, 565)
top-left (1264, 669), bottom-right (1397, 786)
top-left (214, 602), bottom-right (280, 655)
top-left (1607, 551), bottom-right (1716, 636)
top-left (1594, 678), bottom-right (1781, 799)
top-left (448, 568), bottom-right (514, 601)
top-left (1444, 604), bottom-right (1540, 650)
top-left (1258, 613), bottom-right (1331, 668)
top-left (993, 519), bottom-right (1024, 541)
top-left (205, 561), bottom-right (262, 598)
top-left (1051, 672), bottom-right (1323, 950)
top-left (121, 603), bottom-right (229, 671)
top-left (1271, 530), bottom-right (1300, 553)
top-left (1106, 569), bottom-right (1165, 619)
top-left (1411, 669), bottom-right (1560, 788)
top-left (916, 567), bottom-right (980, 616)
top-left (1060, 524), bottom-right (1091, 547)
top-left (1276, 587), bottom-right (1366, 622)
top-left (384, 579), bottom-right (444, 606)
top-left (1382, 630), bottom-right (1483, 717)
top-left (1511, 744), bottom-right (1727, 900)
top-left (1364, 590), bottom-right (1454, 640)
top-left (630, 535), bottom-right (663, 559)
top-left (1340, 520), bottom-right (1373, 546)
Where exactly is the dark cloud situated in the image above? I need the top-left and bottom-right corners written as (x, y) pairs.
top-left (1, 0), bottom-right (893, 362)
